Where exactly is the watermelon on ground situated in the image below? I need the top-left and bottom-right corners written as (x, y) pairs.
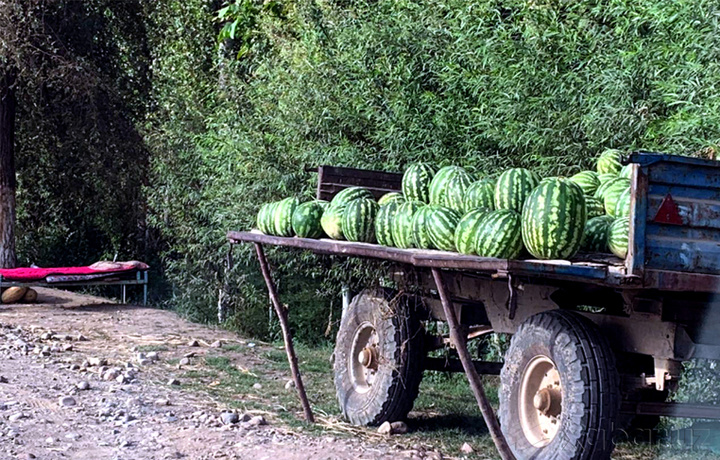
top-left (475, 210), bottom-right (524, 259)
top-left (426, 206), bottom-right (461, 252)
top-left (402, 163), bottom-right (435, 203)
top-left (321, 204), bottom-right (346, 240)
top-left (615, 187), bottom-right (632, 218)
top-left (580, 215), bottom-right (615, 252)
top-left (378, 192), bottom-right (405, 207)
top-left (608, 217), bottom-right (630, 258)
top-left (292, 201), bottom-right (325, 238)
top-left (392, 201), bottom-right (423, 248)
top-left (454, 208), bottom-right (491, 255)
top-left (274, 197), bottom-right (299, 237)
top-left (494, 168), bottom-right (541, 213)
top-left (521, 178), bottom-right (587, 260)
top-left (342, 198), bottom-right (379, 243)
top-left (597, 149), bottom-right (623, 175)
top-left (411, 205), bottom-right (436, 249)
top-left (331, 186), bottom-right (374, 206)
top-left (375, 201), bottom-right (400, 246)
top-left (463, 178), bottom-right (495, 212)
top-left (570, 171), bottom-right (600, 196)
top-left (603, 178), bottom-right (631, 217)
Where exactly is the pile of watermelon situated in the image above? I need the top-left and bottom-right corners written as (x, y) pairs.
top-left (255, 149), bottom-right (632, 261)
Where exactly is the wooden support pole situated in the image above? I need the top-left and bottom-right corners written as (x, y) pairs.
top-left (254, 243), bottom-right (315, 423)
top-left (431, 268), bottom-right (516, 460)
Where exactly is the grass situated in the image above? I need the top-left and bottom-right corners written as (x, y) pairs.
top-left (171, 341), bottom-right (720, 459)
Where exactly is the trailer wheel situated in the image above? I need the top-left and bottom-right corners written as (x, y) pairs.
top-left (333, 289), bottom-right (424, 426)
top-left (499, 310), bottom-right (620, 460)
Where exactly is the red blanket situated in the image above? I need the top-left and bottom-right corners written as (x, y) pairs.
top-left (0, 261), bottom-right (148, 282)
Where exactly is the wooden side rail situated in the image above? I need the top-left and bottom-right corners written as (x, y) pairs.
top-left (315, 165), bottom-right (402, 201)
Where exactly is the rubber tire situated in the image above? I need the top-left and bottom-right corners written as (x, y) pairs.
top-left (499, 310), bottom-right (620, 460)
top-left (333, 289), bottom-right (424, 426)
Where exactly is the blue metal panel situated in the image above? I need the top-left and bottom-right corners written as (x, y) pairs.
top-left (630, 152), bottom-right (720, 278)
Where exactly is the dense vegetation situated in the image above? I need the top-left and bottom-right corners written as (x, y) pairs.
top-left (4, 0), bottom-right (720, 357)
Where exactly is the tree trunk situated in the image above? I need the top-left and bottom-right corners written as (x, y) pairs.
top-left (0, 69), bottom-right (17, 268)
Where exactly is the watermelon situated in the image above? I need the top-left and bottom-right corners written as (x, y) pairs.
top-left (585, 197), bottom-right (606, 218)
top-left (463, 179), bottom-right (495, 212)
top-left (608, 217), bottom-right (630, 258)
top-left (274, 197), bottom-right (299, 237)
top-left (426, 206), bottom-right (461, 252)
top-left (494, 168), bottom-right (541, 213)
top-left (615, 187), bottom-right (632, 218)
top-left (378, 192), bottom-right (405, 207)
top-left (454, 208), bottom-right (491, 255)
top-left (316, 200), bottom-right (331, 211)
top-left (475, 210), bottom-right (524, 259)
top-left (603, 178), bottom-right (631, 217)
top-left (411, 205), bottom-right (436, 249)
top-left (265, 202), bottom-right (280, 235)
top-left (392, 201), bottom-right (423, 248)
top-left (375, 201), bottom-right (399, 246)
top-left (402, 163), bottom-right (435, 203)
top-left (521, 178), bottom-right (587, 260)
top-left (580, 215), bottom-right (614, 252)
top-left (597, 149), bottom-right (623, 175)
top-left (257, 203), bottom-right (271, 234)
top-left (429, 166), bottom-right (474, 213)
top-left (619, 164), bottom-right (633, 180)
top-left (598, 173), bottom-right (617, 185)
top-left (342, 198), bottom-right (379, 243)
top-left (570, 171), bottom-right (600, 196)
top-left (331, 186), bottom-right (374, 206)
top-left (292, 201), bottom-right (325, 238)
top-left (321, 204), bottom-right (346, 240)
top-left (594, 175), bottom-right (622, 200)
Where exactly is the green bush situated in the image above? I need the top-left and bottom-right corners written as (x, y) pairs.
top-left (147, 0), bottom-right (720, 342)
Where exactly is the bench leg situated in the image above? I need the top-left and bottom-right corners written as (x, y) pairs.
top-left (431, 268), bottom-right (516, 460)
top-left (254, 243), bottom-right (315, 423)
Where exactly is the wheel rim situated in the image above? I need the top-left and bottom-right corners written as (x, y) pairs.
top-left (349, 322), bottom-right (380, 394)
top-left (519, 355), bottom-right (562, 448)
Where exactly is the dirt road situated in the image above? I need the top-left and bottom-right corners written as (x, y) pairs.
top-left (0, 289), bottom-right (437, 460)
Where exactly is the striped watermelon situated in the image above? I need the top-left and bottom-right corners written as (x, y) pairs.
top-left (580, 215), bottom-right (614, 252)
top-left (321, 204), bottom-right (346, 240)
top-left (343, 198), bottom-right (378, 243)
top-left (597, 149), bottom-right (623, 175)
top-left (426, 206), bottom-right (461, 252)
top-left (454, 208), bottom-right (491, 255)
top-left (494, 168), bottom-right (541, 213)
top-left (257, 203), bottom-right (271, 234)
top-left (619, 164), bottom-right (633, 180)
top-left (570, 171), bottom-right (600, 196)
top-left (586, 197), bottom-right (605, 218)
top-left (598, 173), bottom-right (617, 185)
top-left (411, 205), bottom-right (436, 249)
top-left (378, 192), bottom-right (405, 207)
top-left (615, 187), bottom-right (632, 218)
top-left (521, 178), bottom-right (587, 260)
top-left (464, 179), bottom-right (496, 212)
top-left (274, 197), bottom-right (299, 237)
top-left (402, 163), bottom-right (435, 203)
top-left (264, 202), bottom-right (280, 235)
top-left (292, 201), bottom-right (325, 238)
top-left (608, 217), bottom-right (630, 258)
top-left (375, 201), bottom-right (399, 246)
top-left (475, 210), bottom-right (524, 259)
top-left (603, 178), bottom-right (631, 217)
top-left (428, 166), bottom-right (474, 212)
top-left (392, 201), bottom-right (423, 248)
top-left (594, 175), bottom-right (620, 200)
top-left (331, 186), bottom-right (374, 206)
top-left (429, 166), bottom-right (460, 205)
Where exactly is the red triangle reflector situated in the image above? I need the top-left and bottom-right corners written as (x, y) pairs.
top-left (653, 194), bottom-right (683, 225)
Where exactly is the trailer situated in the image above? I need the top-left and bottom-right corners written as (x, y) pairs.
top-left (228, 152), bottom-right (720, 460)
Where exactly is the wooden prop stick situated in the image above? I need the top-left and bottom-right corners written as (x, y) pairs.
top-left (431, 268), bottom-right (516, 460)
top-left (254, 243), bottom-right (315, 423)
